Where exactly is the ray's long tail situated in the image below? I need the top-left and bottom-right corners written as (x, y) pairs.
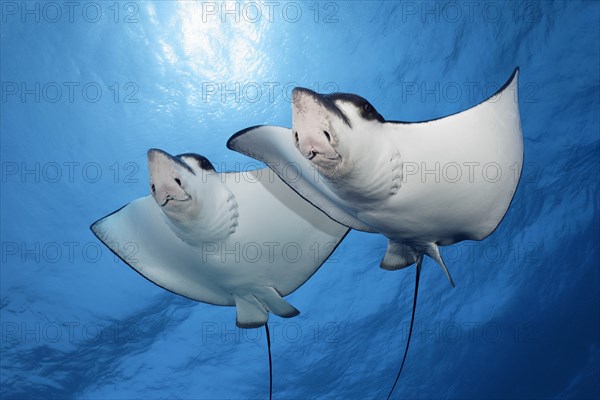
top-left (386, 254), bottom-right (423, 400)
top-left (266, 324), bottom-right (273, 400)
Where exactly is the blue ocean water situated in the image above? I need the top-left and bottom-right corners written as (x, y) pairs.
top-left (1, 1), bottom-right (598, 399)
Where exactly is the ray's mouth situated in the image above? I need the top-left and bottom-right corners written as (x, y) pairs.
top-left (306, 151), bottom-right (341, 162)
top-left (308, 153), bottom-right (343, 169)
top-left (159, 194), bottom-right (191, 207)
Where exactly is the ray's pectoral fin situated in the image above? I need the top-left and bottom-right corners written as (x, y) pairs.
top-left (381, 240), bottom-right (456, 287)
top-left (233, 288), bottom-right (300, 328)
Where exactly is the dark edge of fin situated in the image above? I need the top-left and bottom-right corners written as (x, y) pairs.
top-left (89, 208), bottom-right (218, 306)
top-left (226, 124), bottom-right (265, 150)
top-left (385, 67), bottom-right (519, 125)
top-left (266, 324), bottom-right (273, 400)
top-left (386, 254), bottom-right (423, 400)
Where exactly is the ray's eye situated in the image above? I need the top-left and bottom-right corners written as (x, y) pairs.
top-left (363, 103), bottom-right (372, 113)
top-left (294, 131), bottom-right (299, 145)
top-left (323, 130), bottom-right (331, 143)
top-left (175, 178), bottom-right (181, 187)
top-left (151, 184), bottom-right (155, 193)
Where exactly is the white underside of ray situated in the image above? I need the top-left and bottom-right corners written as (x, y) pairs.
top-left (91, 168), bottom-right (348, 328)
top-left (228, 70), bottom-right (523, 277)
top-left (373, 72), bottom-right (523, 246)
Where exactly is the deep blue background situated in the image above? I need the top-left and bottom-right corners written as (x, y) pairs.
top-left (1, 1), bottom-right (598, 399)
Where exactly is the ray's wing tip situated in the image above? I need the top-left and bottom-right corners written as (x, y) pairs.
top-left (89, 218), bottom-right (104, 238)
top-left (227, 125), bottom-right (266, 150)
top-left (508, 66), bottom-right (520, 87)
top-left (512, 66), bottom-right (520, 83)
top-left (493, 67), bottom-right (521, 99)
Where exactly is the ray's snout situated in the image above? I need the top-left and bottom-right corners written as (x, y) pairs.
top-left (292, 87), bottom-right (323, 105)
top-left (292, 88), bottom-right (342, 166)
top-left (147, 148), bottom-right (163, 159)
top-left (147, 148), bottom-right (190, 207)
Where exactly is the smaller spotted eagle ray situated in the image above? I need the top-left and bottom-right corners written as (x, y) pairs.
top-left (90, 148), bottom-right (349, 399)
